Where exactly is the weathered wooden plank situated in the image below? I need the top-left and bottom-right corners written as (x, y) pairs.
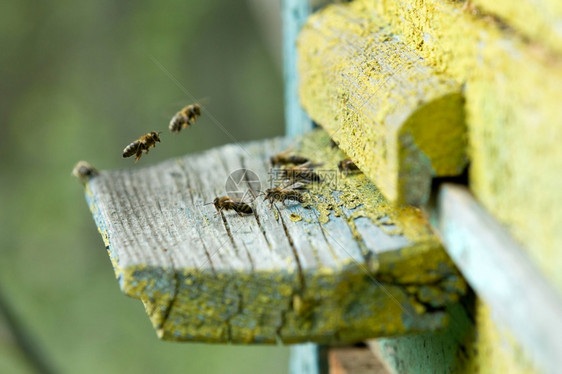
top-left (78, 130), bottom-right (464, 344)
top-left (437, 184), bottom-right (562, 374)
top-left (297, 1), bottom-right (467, 206)
top-left (369, 0), bottom-right (562, 295)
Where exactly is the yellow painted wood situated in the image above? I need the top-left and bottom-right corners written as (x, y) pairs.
top-left (468, 300), bottom-right (539, 374)
top-left (297, 1), bottom-right (467, 206)
top-left (333, 0), bottom-right (562, 294)
top-left (470, 0), bottom-right (562, 56)
top-left (371, 298), bottom-right (540, 374)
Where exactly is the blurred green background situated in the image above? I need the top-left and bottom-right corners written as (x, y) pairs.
top-left (0, 0), bottom-right (288, 373)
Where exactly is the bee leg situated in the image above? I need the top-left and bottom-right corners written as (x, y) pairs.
top-left (135, 150), bottom-right (142, 162)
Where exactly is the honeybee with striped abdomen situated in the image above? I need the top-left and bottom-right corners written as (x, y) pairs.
top-left (122, 131), bottom-right (161, 162)
top-left (264, 182), bottom-right (308, 206)
top-left (169, 103), bottom-right (201, 133)
top-left (279, 161), bottom-right (323, 183)
top-left (213, 196), bottom-right (253, 215)
top-left (338, 158), bottom-right (360, 175)
top-left (270, 150), bottom-right (309, 166)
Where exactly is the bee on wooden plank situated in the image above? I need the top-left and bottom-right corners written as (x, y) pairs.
top-left (264, 182), bottom-right (308, 206)
top-left (270, 149), bottom-right (309, 166)
top-left (279, 161), bottom-right (323, 183)
top-left (169, 103), bottom-right (201, 133)
top-left (213, 196), bottom-right (253, 215)
top-left (338, 158), bottom-right (360, 175)
top-left (72, 161), bottom-right (98, 184)
top-left (122, 131), bottom-right (161, 162)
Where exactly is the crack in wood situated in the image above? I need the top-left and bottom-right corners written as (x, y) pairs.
top-left (219, 211), bottom-right (238, 250)
top-left (278, 209), bottom-right (306, 292)
top-left (252, 209), bottom-right (272, 250)
top-left (160, 256), bottom-right (179, 332)
top-left (241, 242), bottom-right (254, 272)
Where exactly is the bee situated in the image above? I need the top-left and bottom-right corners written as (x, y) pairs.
top-left (169, 103), bottom-right (202, 133)
top-left (270, 150), bottom-right (309, 166)
top-left (279, 161), bottom-right (323, 183)
top-left (72, 161), bottom-right (98, 184)
top-left (329, 138), bottom-right (339, 149)
top-left (264, 182), bottom-right (308, 205)
top-left (213, 196), bottom-right (253, 215)
top-left (338, 158), bottom-right (360, 175)
top-left (122, 131), bottom-right (161, 162)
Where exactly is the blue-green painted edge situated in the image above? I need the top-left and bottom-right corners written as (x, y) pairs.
top-left (283, 0), bottom-right (323, 372)
top-left (283, 0), bottom-right (314, 138)
top-left (438, 184), bottom-right (562, 374)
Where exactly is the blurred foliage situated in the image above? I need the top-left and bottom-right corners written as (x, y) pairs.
top-left (0, 0), bottom-right (288, 373)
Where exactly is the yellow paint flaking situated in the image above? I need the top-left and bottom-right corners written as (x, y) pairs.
top-left (368, 0), bottom-right (562, 294)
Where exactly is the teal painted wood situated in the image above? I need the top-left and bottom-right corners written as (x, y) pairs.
top-left (373, 302), bottom-right (475, 374)
top-left (438, 184), bottom-right (562, 374)
top-left (283, 0), bottom-right (313, 137)
top-left (284, 0), bottom-right (318, 371)
top-left (289, 344), bottom-right (328, 374)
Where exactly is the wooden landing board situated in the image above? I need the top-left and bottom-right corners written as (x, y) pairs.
top-left (297, 1), bottom-right (467, 206)
top-left (79, 130), bottom-right (464, 344)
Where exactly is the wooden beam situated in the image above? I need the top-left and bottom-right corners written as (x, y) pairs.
top-left (369, 299), bottom-right (540, 373)
top-left (282, 0), bottom-right (314, 137)
top-left (282, 0), bottom-right (335, 137)
top-left (437, 184), bottom-right (562, 374)
top-left (77, 130), bottom-right (465, 344)
top-left (328, 346), bottom-right (390, 374)
top-left (297, 1), bottom-right (467, 206)
top-left (371, 0), bottom-right (562, 295)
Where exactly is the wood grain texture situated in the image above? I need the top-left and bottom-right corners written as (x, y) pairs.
top-left (297, 1), bottom-right (467, 206)
top-left (80, 130), bottom-right (464, 344)
top-left (438, 184), bottom-right (562, 374)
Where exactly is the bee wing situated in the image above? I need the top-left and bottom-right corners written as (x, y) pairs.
top-left (134, 146), bottom-right (143, 162)
top-left (297, 161), bottom-right (323, 169)
top-left (282, 181), bottom-right (308, 191)
top-left (274, 148), bottom-right (295, 159)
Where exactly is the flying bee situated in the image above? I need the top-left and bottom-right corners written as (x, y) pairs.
top-left (279, 161), bottom-right (323, 183)
top-left (338, 158), bottom-right (360, 175)
top-left (122, 131), bottom-right (161, 162)
top-left (270, 150), bottom-right (309, 166)
top-left (169, 103), bottom-right (202, 133)
top-left (212, 196), bottom-right (253, 215)
top-left (264, 182), bottom-right (308, 206)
